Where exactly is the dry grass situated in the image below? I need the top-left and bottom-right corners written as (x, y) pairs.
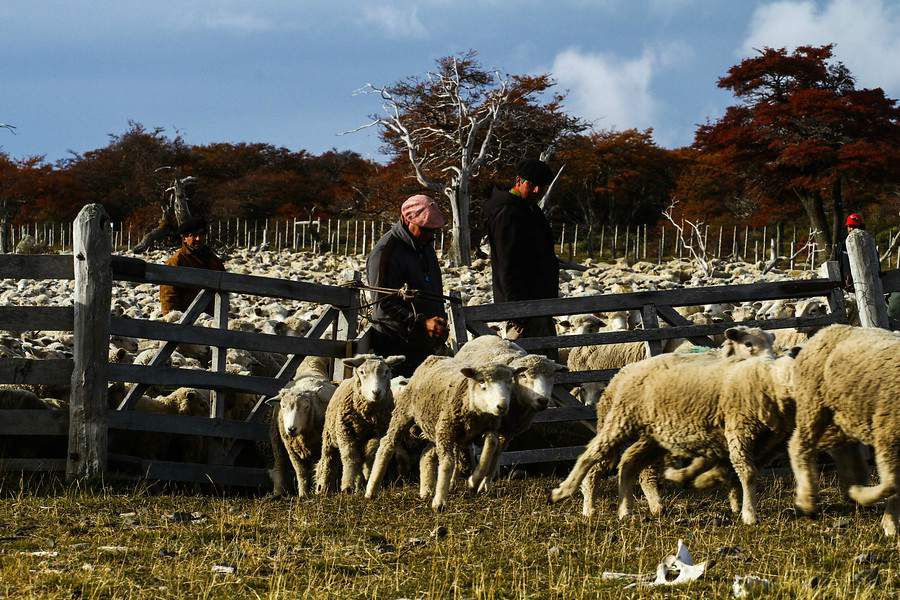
top-left (0, 471), bottom-right (897, 599)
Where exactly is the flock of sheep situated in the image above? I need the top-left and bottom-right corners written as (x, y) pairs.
top-left (1, 245), bottom-right (897, 539)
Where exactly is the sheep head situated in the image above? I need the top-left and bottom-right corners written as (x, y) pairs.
top-left (344, 354), bottom-right (405, 405)
top-left (459, 363), bottom-right (518, 417)
top-left (268, 377), bottom-right (331, 439)
top-left (723, 326), bottom-right (776, 359)
top-left (508, 354), bottom-right (566, 410)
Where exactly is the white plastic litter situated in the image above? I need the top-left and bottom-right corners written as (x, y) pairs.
top-left (601, 540), bottom-right (710, 588)
top-left (733, 575), bottom-right (772, 597)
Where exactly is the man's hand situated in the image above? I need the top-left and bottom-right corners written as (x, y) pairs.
top-left (423, 316), bottom-right (449, 339)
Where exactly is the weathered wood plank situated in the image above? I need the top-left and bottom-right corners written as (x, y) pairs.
top-left (107, 411), bottom-right (268, 441)
top-left (111, 256), bottom-right (354, 306)
top-left (107, 456), bottom-right (270, 487)
top-left (531, 406), bottom-right (596, 424)
top-left (0, 410), bottom-right (69, 435)
top-left (109, 316), bottom-right (347, 358)
top-left (498, 446), bottom-right (584, 466)
top-left (462, 278), bottom-right (839, 321)
top-left (67, 204), bottom-right (111, 481)
top-left (0, 458), bottom-right (68, 472)
top-left (448, 291), bottom-right (468, 352)
top-left (654, 305), bottom-right (717, 347)
top-left (117, 289), bottom-right (215, 411)
top-left (0, 359), bottom-right (73, 386)
top-left (847, 230), bottom-right (889, 328)
top-left (881, 268), bottom-right (900, 293)
top-left (555, 369), bottom-right (618, 385)
top-left (465, 320), bottom-right (496, 337)
top-left (0, 254), bottom-right (73, 280)
top-left (641, 305), bottom-right (663, 356)
top-left (210, 292), bottom-right (229, 420)
top-left (0, 306), bottom-right (73, 332)
top-left (513, 314), bottom-right (837, 351)
top-left (107, 363), bottom-right (285, 397)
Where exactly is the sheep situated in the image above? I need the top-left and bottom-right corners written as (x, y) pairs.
top-left (788, 324), bottom-right (900, 536)
top-left (771, 298), bottom-right (828, 352)
top-left (266, 372), bottom-right (335, 497)
top-left (364, 355), bottom-right (521, 511)
top-left (550, 327), bottom-right (780, 524)
top-left (314, 354), bottom-right (405, 494)
top-left (453, 335), bottom-right (566, 490)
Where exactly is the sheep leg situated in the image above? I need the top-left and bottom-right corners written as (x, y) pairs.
top-left (362, 437), bottom-right (380, 481)
top-left (364, 413), bottom-right (412, 499)
top-left (338, 440), bottom-right (363, 493)
top-left (848, 437), bottom-right (899, 507)
top-left (882, 495), bottom-right (898, 537)
top-left (550, 420), bottom-right (632, 505)
top-left (287, 449), bottom-right (310, 498)
top-left (617, 437), bottom-right (664, 519)
top-left (829, 443), bottom-right (869, 500)
top-left (419, 445), bottom-right (437, 499)
top-left (726, 432), bottom-right (760, 525)
top-left (638, 463), bottom-right (663, 516)
top-left (432, 442), bottom-right (456, 512)
top-left (269, 422), bottom-right (291, 496)
top-left (580, 465), bottom-right (603, 517)
top-left (477, 435), bottom-right (509, 493)
top-left (314, 432), bottom-right (336, 495)
top-left (788, 406), bottom-right (832, 515)
top-left (664, 457), bottom-right (713, 486)
top-left (468, 433), bottom-right (500, 492)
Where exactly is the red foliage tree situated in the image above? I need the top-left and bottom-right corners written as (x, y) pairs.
top-left (695, 45), bottom-right (900, 254)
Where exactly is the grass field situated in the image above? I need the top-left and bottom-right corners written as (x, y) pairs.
top-left (0, 471), bottom-right (897, 599)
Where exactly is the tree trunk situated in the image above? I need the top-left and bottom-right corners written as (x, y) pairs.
top-left (0, 215), bottom-right (9, 254)
top-left (447, 185), bottom-right (472, 267)
top-left (796, 191), bottom-right (832, 253)
top-left (829, 176), bottom-right (845, 260)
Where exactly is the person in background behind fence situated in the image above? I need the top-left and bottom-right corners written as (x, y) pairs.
top-left (485, 159), bottom-right (559, 360)
top-left (366, 195), bottom-right (449, 377)
top-left (160, 217), bottom-right (226, 315)
top-left (835, 212), bottom-right (864, 290)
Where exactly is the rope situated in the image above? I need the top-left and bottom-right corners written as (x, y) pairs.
top-left (341, 280), bottom-right (461, 304)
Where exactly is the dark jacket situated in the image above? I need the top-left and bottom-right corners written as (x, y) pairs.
top-left (366, 221), bottom-right (446, 342)
top-left (484, 187), bottom-right (559, 303)
top-left (160, 244), bottom-right (226, 315)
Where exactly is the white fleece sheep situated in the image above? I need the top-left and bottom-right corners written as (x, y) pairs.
top-left (266, 372), bottom-right (335, 497)
top-left (788, 324), bottom-right (900, 536)
top-left (453, 335), bottom-right (566, 491)
top-left (314, 354), bottom-right (404, 494)
top-left (550, 327), bottom-right (781, 524)
top-left (365, 355), bottom-right (520, 511)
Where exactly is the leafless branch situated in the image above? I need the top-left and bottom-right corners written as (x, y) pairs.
top-left (662, 201), bottom-right (712, 276)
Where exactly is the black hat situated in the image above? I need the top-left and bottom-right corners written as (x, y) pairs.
top-left (177, 217), bottom-right (208, 236)
top-left (516, 159), bottom-right (554, 187)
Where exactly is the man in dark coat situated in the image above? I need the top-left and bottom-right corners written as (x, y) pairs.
top-left (484, 159), bottom-right (559, 359)
top-left (160, 217), bottom-right (226, 315)
top-left (366, 195), bottom-right (449, 377)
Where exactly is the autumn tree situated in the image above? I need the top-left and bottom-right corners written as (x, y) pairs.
top-left (554, 129), bottom-right (679, 252)
top-left (351, 50), bottom-right (583, 265)
top-left (695, 45), bottom-right (900, 255)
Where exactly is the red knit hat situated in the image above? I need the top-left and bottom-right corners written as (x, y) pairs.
top-left (845, 213), bottom-right (864, 227)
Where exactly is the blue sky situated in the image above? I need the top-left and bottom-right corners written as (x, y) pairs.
top-left (2, 0), bottom-right (899, 163)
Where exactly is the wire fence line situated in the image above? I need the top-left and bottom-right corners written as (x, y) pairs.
top-left (6, 218), bottom-right (900, 270)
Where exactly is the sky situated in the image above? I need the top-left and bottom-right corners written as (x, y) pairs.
top-left (2, 0), bottom-right (899, 163)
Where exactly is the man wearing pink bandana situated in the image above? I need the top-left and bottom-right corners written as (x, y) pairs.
top-left (365, 195), bottom-right (449, 376)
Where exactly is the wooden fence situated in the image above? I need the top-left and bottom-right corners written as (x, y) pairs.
top-left (11, 218), bottom-right (900, 270)
top-left (449, 252), bottom-right (900, 467)
top-left (0, 204), bottom-right (366, 487)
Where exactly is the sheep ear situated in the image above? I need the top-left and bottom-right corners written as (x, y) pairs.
top-left (385, 355), bottom-right (406, 367)
top-left (558, 320), bottom-right (571, 328)
top-left (343, 356), bottom-right (367, 368)
top-left (460, 367), bottom-right (482, 381)
top-left (752, 301), bottom-right (763, 309)
top-left (513, 366), bottom-right (529, 376)
top-left (788, 346), bottom-right (803, 359)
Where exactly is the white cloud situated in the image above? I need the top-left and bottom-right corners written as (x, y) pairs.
top-left (361, 4), bottom-right (428, 39)
top-left (551, 48), bottom-right (660, 131)
top-left (200, 11), bottom-right (275, 32)
top-left (742, 0), bottom-right (900, 91)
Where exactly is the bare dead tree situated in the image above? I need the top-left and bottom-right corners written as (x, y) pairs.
top-left (132, 167), bottom-right (196, 253)
top-left (0, 197), bottom-right (24, 253)
top-left (662, 201), bottom-right (712, 277)
top-left (762, 230), bottom-right (821, 274)
top-left (0, 123), bottom-right (16, 134)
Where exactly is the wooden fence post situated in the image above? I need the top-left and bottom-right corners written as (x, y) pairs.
top-left (333, 271), bottom-right (361, 380)
top-left (846, 229), bottom-right (890, 329)
top-left (66, 204), bottom-right (112, 481)
top-left (448, 291), bottom-right (468, 352)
